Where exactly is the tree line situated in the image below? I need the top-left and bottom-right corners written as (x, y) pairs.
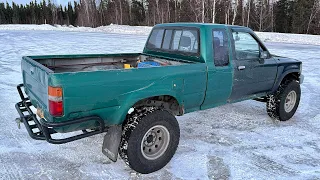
top-left (0, 0), bottom-right (319, 35)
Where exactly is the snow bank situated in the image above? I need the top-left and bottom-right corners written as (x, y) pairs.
top-left (0, 24), bottom-right (152, 35)
top-left (1, 24), bottom-right (319, 45)
top-left (255, 31), bottom-right (320, 46)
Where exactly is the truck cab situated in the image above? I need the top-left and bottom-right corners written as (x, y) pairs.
top-left (144, 23), bottom-right (301, 108)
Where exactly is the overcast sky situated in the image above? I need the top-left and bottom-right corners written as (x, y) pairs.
top-left (0, 0), bottom-right (72, 6)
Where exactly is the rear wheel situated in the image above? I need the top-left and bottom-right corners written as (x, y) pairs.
top-left (266, 80), bottom-right (301, 121)
top-left (119, 107), bottom-right (180, 174)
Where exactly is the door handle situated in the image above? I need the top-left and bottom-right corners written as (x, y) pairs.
top-left (238, 66), bottom-right (246, 70)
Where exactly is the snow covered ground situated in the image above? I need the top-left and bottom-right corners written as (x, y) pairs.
top-left (1, 24), bottom-right (320, 45)
top-left (0, 29), bottom-right (319, 179)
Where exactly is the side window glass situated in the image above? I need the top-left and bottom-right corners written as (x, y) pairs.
top-left (232, 32), bottom-right (259, 60)
top-left (162, 30), bottom-right (173, 49)
top-left (213, 30), bottom-right (229, 66)
top-left (147, 29), bottom-right (164, 49)
top-left (179, 30), bottom-right (198, 53)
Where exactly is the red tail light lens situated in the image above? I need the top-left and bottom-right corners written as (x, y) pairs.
top-left (49, 100), bottom-right (63, 116)
top-left (48, 86), bottom-right (63, 116)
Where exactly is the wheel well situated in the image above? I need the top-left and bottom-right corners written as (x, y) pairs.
top-left (281, 72), bottom-right (299, 84)
top-left (132, 95), bottom-right (183, 116)
top-left (271, 72), bottom-right (300, 93)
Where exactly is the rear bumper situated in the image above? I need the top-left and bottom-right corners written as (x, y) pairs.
top-left (15, 84), bottom-right (108, 144)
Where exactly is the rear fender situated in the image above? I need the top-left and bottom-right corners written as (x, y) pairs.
top-left (110, 91), bottom-right (183, 125)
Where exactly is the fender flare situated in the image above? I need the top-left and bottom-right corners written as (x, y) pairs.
top-left (271, 69), bottom-right (300, 92)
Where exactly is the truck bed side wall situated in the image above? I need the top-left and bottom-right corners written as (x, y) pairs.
top-left (49, 63), bottom-right (207, 132)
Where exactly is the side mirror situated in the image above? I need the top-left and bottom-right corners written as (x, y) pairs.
top-left (260, 51), bottom-right (268, 59)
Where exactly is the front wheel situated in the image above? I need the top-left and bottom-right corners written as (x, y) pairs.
top-left (119, 107), bottom-right (180, 174)
top-left (267, 80), bottom-right (301, 121)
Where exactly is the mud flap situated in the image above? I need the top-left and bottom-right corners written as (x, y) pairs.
top-left (102, 125), bottom-right (122, 162)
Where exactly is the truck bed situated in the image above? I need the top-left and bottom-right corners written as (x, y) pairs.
top-left (33, 54), bottom-right (189, 73)
top-left (22, 53), bottom-right (206, 133)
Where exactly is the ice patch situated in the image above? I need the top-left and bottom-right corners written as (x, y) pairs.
top-left (170, 152), bottom-right (209, 180)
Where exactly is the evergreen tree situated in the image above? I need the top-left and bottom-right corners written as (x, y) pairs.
top-left (47, 0), bottom-right (53, 24)
top-left (291, 0), bottom-right (315, 34)
top-left (274, 0), bottom-right (292, 33)
top-left (0, 3), bottom-right (6, 24)
top-left (67, 2), bottom-right (75, 25)
top-left (5, 2), bottom-right (13, 24)
top-left (131, 0), bottom-right (145, 25)
top-left (12, 2), bottom-right (20, 24)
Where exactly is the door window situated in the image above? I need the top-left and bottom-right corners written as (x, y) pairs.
top-left (232, 32), bottom-right (260, 60)
top-left (213, 30), bottom-right (229, 66)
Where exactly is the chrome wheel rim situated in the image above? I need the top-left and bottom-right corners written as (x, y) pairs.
top-left (141, 125), bottom-right (170, 160)
top-left (284, 90), bottom-right (297, 113)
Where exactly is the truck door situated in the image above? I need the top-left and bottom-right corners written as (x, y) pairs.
top-left (201, 28), bottom-right (233, 110)
top-left (229, 29), bottom-right (277, 100)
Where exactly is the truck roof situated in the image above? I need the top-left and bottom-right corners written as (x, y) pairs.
top-left (154, 23), bottom-right (247, 29)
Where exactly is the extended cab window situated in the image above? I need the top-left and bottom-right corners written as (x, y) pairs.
top-left (162, 30), bottom-right (173, 49)
top-left (147, 29), bottom-right (165, 49)
top-left (232, 32), bottom-right (260, 60)
top-left (213, 30), bottom-right (229, 66)
top-left (147, 28), bottom-right (199, 54)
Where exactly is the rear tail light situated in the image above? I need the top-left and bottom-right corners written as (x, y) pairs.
top-left (48, 86), bottom-right (63, 116)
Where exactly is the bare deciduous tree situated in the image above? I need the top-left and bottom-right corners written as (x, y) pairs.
top-left (246, 0), bottom-right (251, 27)
top-left (212, 0), bottom-right (217, 23)
top-left (232, 0), bottom-right (238, 25)
top-left (307, 0), bottom-right (320, 34)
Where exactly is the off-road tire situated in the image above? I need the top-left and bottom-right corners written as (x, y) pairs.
top-left (119, 107), bottom-right (180, 174)
top-left (266, 80), bottom-right (301, 121)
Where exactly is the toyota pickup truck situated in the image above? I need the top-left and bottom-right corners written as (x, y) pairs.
top-left (15, 23), bottom-right (303, 174)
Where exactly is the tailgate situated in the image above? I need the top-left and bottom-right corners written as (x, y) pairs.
top-left (21, 56), bottom-right (52, 110)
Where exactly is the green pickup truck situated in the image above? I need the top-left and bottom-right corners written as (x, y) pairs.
top-left (15, 23), bottom-right (303, 174)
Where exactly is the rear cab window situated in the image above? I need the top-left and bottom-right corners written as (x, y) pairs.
top-left (146, 27), bottom-right (199, 55)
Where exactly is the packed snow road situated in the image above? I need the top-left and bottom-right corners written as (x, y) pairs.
top-left (0, 30), bottom-right (319, 180)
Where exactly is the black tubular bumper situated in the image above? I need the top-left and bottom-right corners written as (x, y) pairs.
top-left (15, 84), bottom-right (107, 144)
